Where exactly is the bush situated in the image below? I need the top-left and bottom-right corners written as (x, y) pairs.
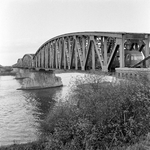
top-left (43, 74), bottom-right (150, 150)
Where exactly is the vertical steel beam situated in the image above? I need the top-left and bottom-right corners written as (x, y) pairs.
top-left (40, 51), bottom-right (41, 68)
top-left (91, 41), bottom-right (95, 70)
top-left (50, 43), bottom-right (52, 68)
top-left (32, 56), bottom-right (36, 68)
top-left (39, 52), bottom-right (40, 68)
top-left (50, 42), bottom-right (52, 68)
top-left (119, 35), bottom-right (125, 68)
top-left (68, 37), bottom-right (71, 69)
top-left (55, 40), bottom-right (58, 69)
top-left (103, 37), bottom-right (108, 71)
top-left (144, 34), bottom-right (150, 67)
top-left (41, 48), bottom-right (44, 68)
top-left (49, 42), bottom-right (52, 68)
top-left (47, 44), bottom-right (49, 68)
top-left (42, 48), bottom-right (44, 68)
top-left (101, 36), bottom-right (104, 54)
top-left (81, 36), bottom-right (86, 70)
top-left (57, 39), bottom-right (60, 69)
top-left (53, 41), bottom-right (56, 69)
top-left (48, 43), bottom-right (50, 68)
top-left (37, 54), bottom-right (39, 68)
top-left (34, 57), bottom-right (36, 68)
top-left (44, 46), bottom-right (46, 69)
top-left (104, 37), bottom-right (107, 66)
top-left (82, 36), bottom-right (86, 70)
top-left (41, 49), bottom-right (43, 68)
top-left (39, 52), bottom-right (41, 68)
top-left (34, 57), bottom-right (35, 68)
top-left (63, 38), bottom-right (66, 69)
top-left (43, 48), bottom-right (45, 68)
top-left (43, 47), bottom-right (45, 68)
top-left (28, 57), bottom-right (30, 68)
top-left (37, 55), bottom-right (39, 68)
top-left (65, 37), bottom-right (70, 70)
top-left (52, 42), bottom-right (54, 68)
top-left (75, 38), bottom-right (78, 70)
top-left (36, 56), bottom-right (37, 68)
top-left (58, 39), bottom-right (62, 69)
top-left (45, 45), bottom-right (48, 69)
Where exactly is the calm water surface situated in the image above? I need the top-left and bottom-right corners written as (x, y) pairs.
top-left (0, 73), bottom-right (84, 146)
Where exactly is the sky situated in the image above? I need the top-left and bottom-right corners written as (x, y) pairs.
top-left (0, 0), bottom-right (150, 66)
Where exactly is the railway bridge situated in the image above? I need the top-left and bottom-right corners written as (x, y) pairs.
top-left (13, 31), bottom-right (150, 89)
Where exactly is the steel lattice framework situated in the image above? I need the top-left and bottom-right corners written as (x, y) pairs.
top-left (14, 32), bottom-right (150, 72)
top-left (22, 54), bottom-right (34, 68)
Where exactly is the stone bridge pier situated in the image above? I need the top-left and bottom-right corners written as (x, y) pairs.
top-left (13, 68), bottom-right (30, 79)
top-left (14, 68), bottom-right (63, 90)
top-left (19, 70), bottom-right (62, 90)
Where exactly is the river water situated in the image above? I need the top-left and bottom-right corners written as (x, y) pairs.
top-left (0, 73), bottom-right (85, 146)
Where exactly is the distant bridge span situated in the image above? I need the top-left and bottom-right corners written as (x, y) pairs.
top-left (14, 31), bottom-right (150, 72)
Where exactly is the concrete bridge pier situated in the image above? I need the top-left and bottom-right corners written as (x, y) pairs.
top-left (17, 70), bottom-right (63, 90)
top-left (13, 68), bottom-right (30, 79)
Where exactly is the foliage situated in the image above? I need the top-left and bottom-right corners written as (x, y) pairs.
top-left (41, 74), bottom-right (150, 150)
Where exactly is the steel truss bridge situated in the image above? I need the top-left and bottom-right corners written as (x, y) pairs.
top-left (14, 32), bottom-right (150, 72)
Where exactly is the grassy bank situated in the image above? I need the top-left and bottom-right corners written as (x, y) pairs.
top-left (1, 136), bottom-right (150, 150)
top-left (1, 74), bottom-right (150, 150)
top-left (0, 140), bottom-right (46, 150)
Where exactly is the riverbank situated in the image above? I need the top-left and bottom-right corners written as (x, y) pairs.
top-left (0, 72), bottom-right (16, 76)
top-left (0, 66), bottom-right (16, 76)
top-left (0, 135), bottom-right (150, 150)
top-left (0, 140), bottom-right (46, 150)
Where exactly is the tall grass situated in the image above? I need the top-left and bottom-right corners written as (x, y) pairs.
top-left (41, 74), bottom-right (150, 150)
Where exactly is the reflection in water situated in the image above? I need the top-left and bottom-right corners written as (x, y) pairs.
top-left (23, 88), bottom-right (62, 120)
top-left (0, 73), bottom-right (84, 146)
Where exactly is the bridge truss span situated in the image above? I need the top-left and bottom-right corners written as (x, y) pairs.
top-left (14, 32), bottom-right (150, 72)
top-left (22, 54), bottom-right (34, 69)
top-left (33, 32), bottom-right (126, 71)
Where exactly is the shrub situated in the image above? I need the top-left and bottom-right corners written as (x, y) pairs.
top-left (43, 74), bottom-right (150, 150)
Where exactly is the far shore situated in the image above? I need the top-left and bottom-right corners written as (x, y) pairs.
top-left (0, 72), bottom-right (16, 76)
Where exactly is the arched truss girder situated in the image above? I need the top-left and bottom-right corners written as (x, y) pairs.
top-left (33, 32), bottom-right (124, 71)
top-left (22, 54), bottom-right (34, 68)
top-left (16, 58), bottom-right (23, 68)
